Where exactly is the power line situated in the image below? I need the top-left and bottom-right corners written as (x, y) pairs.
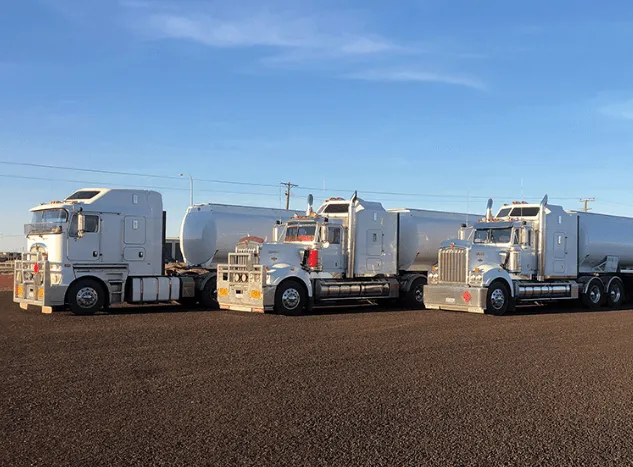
top-left (0, 160), bottom-right (583, 202)
top-left (0, 174), bottom-right (285, 198)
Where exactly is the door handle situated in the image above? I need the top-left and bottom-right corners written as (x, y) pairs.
top-left (92, 251), bottom-right (98, 257)
top-left (138, 251), bottom-right (144, 258)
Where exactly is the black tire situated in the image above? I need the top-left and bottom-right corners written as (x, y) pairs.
top-left (403, 277), bottom-right (426, 309)
top-left (67, 279), bottom-right (106, 315)
top-left (274, 280), bottom-right (306, 316)
top-left (581, 280), bottom-right (605, 309)
top-left (485, 281), bottom-right (510, 316)
top-left (607, 278), bottom-right (625, 309)
top-left (199, 278), bottom-right (218, 309)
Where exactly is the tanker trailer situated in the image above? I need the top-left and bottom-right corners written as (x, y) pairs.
top-left (424, 194), bottom-right (633, 315)
top-left (216, 194), bottom-right (481, 314)
top-left (13, 187), bottom-right (301, 315)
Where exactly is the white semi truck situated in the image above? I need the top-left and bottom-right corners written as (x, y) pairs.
top-left (13, 188), bottom-right (300, 315)
top-left (216, 193), bottom-right (480, 314)
top-left (423, 195), bottom-right (633, 315)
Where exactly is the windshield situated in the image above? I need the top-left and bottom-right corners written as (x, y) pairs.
top-left (473, 227), bottom-right (513, 244)
top-left (25, 209), bottom-right (69, 235)
top-left (284, 223), bottom-right (317, 243)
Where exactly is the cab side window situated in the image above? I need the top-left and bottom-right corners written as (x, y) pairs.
top-left (69, 214), bottom-right (100, 237)
top-left (328, 227), bottom-right (341, 244)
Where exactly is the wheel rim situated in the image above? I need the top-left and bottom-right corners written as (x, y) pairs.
top-left (610, 284), bottom-right (622, 303)
top-left (281, 288), bottom-right (300, 310)
top-left (76, 287), bottom-right (98, 308)
top-left (414, 285), bottom-right (424, 303)
top-left (589, 285), bottom-right (602, 304)
top-left (490, 288), bottom-right (505, 310)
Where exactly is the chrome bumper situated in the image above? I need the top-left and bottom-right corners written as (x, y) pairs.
top-left (423, 284), bottom-right (487, 313)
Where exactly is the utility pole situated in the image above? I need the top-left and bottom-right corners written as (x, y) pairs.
top-left (580, 198), bottom-right (595, 212)
top-left (281, 181), bottom-right (298, 210)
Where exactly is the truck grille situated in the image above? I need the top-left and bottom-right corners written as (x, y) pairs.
top-left (438, 247), bottom-right (467, 283)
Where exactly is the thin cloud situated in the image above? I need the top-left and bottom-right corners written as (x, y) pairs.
top-left (600, 99), bottom-right (633, 120)
top-left (122, 1), bottom-right (484, 89)
top-left (345, 69), bottom-right (487, 90)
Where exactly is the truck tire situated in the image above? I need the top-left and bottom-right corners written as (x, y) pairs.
top-left (607, 278), bottom-right (625, 309)
top-left (68, 279), bottom-right (106, 315)
top-left (581, 280), bottom-right (605, 309)
top-left (200, 278), bottom-right (218, 310)
top-left (485, 281), bottom-right (510, 316)
top-left (275, 280), bottom-right (306, 316)
top-left (403, 277), bottom-right (426, 309)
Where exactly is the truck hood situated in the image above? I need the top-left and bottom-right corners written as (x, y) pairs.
top-left (469, 244), bottom-right (510, 271)
top-left (258, 243), bottom-right (307, 269)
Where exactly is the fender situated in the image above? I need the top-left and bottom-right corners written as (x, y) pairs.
top-left (580, 276), bottom-right (604, 294)
top-left (400, 273), bottom-right (427, 292)
top-left (267, 267), bottom-right (313, 298)
top-left (482, 269), bottom-right (515, 297)
top-left (606, 276), bottom-right (622, 292)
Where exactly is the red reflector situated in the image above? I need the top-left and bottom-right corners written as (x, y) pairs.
top-left (33, 263), bottom-right (40, 274)
top-left (307, 249), bottom-right (319, 268)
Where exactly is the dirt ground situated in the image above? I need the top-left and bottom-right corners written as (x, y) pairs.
top-left (3, 291), bottom-right (633, 465)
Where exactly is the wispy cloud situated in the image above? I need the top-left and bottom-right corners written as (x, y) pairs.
top-left (345, 69), bottom-right (487, 90)
top-left (600, 99), bottom-right (633, 120)
top-left (120, 0), bottom-right (484, 89)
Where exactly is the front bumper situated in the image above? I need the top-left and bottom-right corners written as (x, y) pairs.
top-left (423, 284), bottom-right (487, 313)
top-left (217, 281), bottom-right (276, 313)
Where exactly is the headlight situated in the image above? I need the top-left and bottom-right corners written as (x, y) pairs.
top-left (50, 273), bottom-right (63, 285)
top-left (428, 270), bottom-right (439, 284)
top-left (468, 273), bottom-right (483, 284)
top-left (50, 263), bottom-right (62, 271)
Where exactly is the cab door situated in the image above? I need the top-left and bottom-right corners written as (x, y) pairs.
top-left (67, 213), bottom-right (101, 261)
top-left (319, 226), bottom-right (345, 275)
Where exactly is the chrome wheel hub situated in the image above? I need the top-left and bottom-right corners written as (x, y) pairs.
top-left (589, 286), bottom-right (601, 304)
top-left (414, 286), bottom-right (424, 303)
top-left (490, 289), bottom-right (505, 310)
top-left (281, 288), bottom-right (300, 310)
top-left (610, 286), bottom-right (621, 303)
top-left (76, 287), bottom-right (98, 308)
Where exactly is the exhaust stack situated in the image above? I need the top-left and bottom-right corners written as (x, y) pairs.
top-left (306, 194), bottom-right (314, 216)
top-left (485, 198), bottom-right (494, 221)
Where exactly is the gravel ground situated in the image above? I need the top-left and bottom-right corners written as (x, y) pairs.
top-left (3, 291), bottom-right (633, 465)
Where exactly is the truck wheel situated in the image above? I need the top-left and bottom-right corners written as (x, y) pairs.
top-left (607, 278), bottom-right (625, 309)
top-left (275, 281), bottom-right (306, 316)
top-left (68, 279), bottom-right (105, 315)
top-left (485, 281), bottom-right (510, 316)
top-left (581, 280), bottom-right (605, 309)
top-left (200, 278), bottom-right (218, 310)
top-left (404, 278), bottom-right (426, 309)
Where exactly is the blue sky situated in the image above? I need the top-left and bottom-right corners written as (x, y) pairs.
top-left (1, 0), bottom-right (633, 250)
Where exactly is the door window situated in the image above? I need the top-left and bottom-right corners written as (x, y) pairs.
top-left (327, 227), bottom-right (341, 244)
top-left (69, 214), bottom-right (99, 237)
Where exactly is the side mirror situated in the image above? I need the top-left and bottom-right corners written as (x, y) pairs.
top-left (77, 213), bottom-right (86, 238)
top-left (520, 227), bottom-right (528, 245)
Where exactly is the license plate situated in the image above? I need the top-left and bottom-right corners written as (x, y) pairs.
top-left (250, 290), bottom-right (262, 299)
top-left (218, 288), bottom-right (228, 297)
top-left (445, 297), bottom-right (456, 304)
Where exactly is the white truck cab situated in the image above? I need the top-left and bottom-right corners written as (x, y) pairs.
top-left (217, 194), bottom-right (476, 314)
top-left (14, 188), bottom-right (166, 313)
top-left (424, 195), bottom-right (633, 315)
